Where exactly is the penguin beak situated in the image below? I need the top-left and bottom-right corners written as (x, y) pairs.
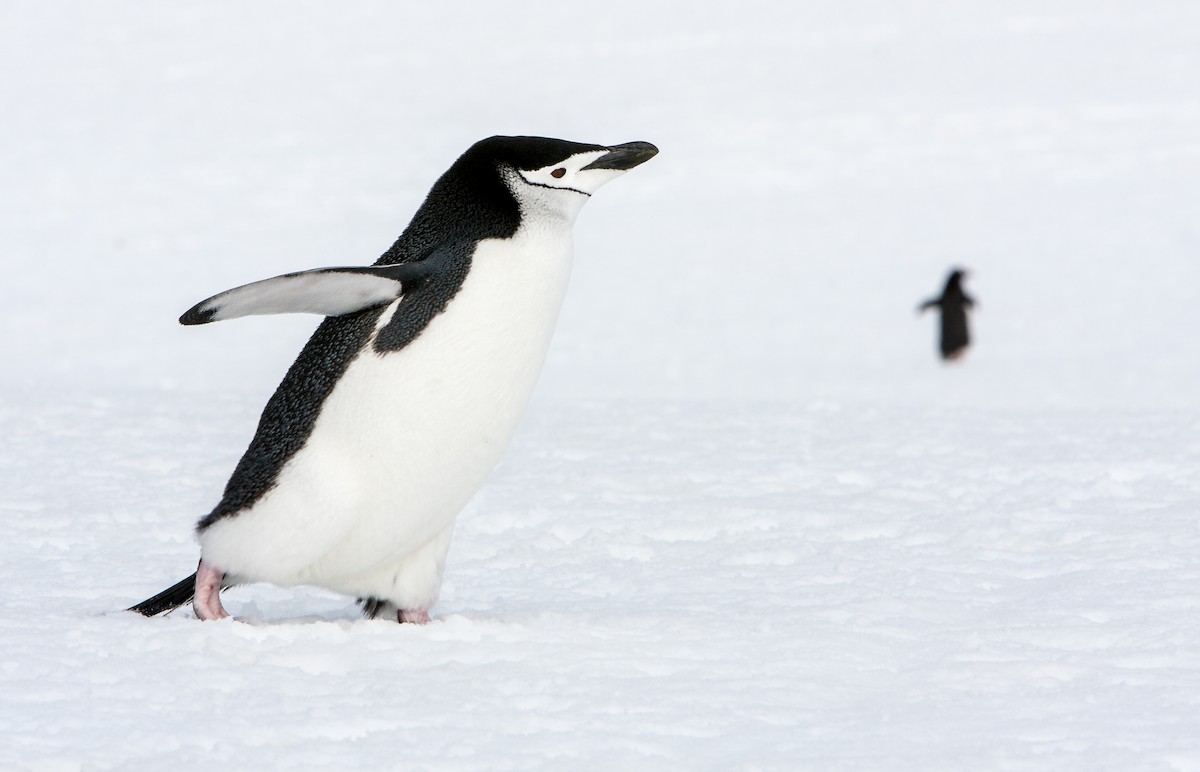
top-left (580, 141), bottom-right (659, 171)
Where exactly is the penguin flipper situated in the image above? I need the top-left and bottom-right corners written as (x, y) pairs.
top-left (180, 264), bottom-right (431, 325)
top-left (127, 572), bottom-right (197, 616)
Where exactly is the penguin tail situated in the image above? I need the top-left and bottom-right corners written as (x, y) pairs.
top-left (128, 573), bottom-right (197, 616)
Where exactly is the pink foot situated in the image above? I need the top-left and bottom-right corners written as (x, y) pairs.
top-left (399, 609), bottom-right (430, 624)
top-left (194, 559), bottom-right (229, 620)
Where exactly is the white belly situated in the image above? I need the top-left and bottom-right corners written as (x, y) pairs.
top-left (199, 224), bottom-right (572, 607)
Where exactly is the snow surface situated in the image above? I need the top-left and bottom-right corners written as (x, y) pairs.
top-left (2, 1), bottom-right (1199, 769)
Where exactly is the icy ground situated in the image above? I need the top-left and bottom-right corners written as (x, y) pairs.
top-left (3, 1), bottom-right (1200, 769)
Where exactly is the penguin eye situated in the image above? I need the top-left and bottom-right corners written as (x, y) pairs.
top-left (550, 168), bottom-right (566, 179)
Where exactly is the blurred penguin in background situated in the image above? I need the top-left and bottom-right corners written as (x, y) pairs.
top-left (918, 268), bottom-right (975, 361)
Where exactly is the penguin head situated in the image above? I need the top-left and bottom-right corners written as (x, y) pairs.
top-left (482, 136), bottom-right (658, 222)
top-left (507, 138), bottom-right (657, 192)
top-left (942, 268), bottom-right (971, 300)
top-left (408, 136), bottom-right (657, 246)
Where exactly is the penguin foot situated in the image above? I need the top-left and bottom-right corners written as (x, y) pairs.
top-left (194, 559), bottom-right (230, 620)
top-left (358, 597), bottom-right (429, 623)
top-left (399, 609), bottom-right (430, 624)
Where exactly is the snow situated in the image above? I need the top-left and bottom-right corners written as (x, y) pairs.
top-left (2, 1), bottom-right (1200, 768)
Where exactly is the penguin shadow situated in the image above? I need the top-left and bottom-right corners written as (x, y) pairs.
top-left (218, 590), bottom-right (396, 627)
top-left (217, 607), bottom-right (513, 637)
top-left (114, 587), bottom-right (371, 626)
top-left (115, 604), bottom-right (492, 629)
top-left (194, 590), bottom-right (499, 629)
top-left (210, 607), bottom-right (356, 627)
top-left (108, 597), bottom-right (361, 627)
top-left (917, 268), bottom-right (975, 363)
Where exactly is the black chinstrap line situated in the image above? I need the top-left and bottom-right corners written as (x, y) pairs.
top-left (519, 178), bottom-right (591, 197)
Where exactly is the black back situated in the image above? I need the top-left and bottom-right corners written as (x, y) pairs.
top-left (920, 269), bottom-right (975, 360)
top-left (198, 136), bottom-right (605, 531)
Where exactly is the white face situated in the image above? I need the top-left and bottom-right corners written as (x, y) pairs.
top-left (508, 151), bottom-right (630, 222)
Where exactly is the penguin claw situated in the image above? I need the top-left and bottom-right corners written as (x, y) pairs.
top-left (357, 597), bottom-right (388, 619)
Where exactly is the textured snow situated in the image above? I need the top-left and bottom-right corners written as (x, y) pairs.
top-left (3, 1), bottom-right (1200, 769)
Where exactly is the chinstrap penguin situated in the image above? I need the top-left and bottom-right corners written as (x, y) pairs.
top-left (918, 268), bottom-right (975, 361)
top-left (130, 136), bottom-right (658, 623)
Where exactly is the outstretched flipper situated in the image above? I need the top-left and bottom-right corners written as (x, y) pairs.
top-left (180, 263), bottom-right (432, 325)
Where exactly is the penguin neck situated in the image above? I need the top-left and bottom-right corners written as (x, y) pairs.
top-left (378, 164), bottom-right (523, 266)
